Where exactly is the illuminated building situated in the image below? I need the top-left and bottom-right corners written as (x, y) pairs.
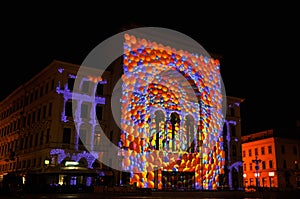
top-left (242, 128), bottom-right (300, 190)
top-left (222, 96), bottom-right (244, 190)
top-left (0, 30), bottom-right (244, 191)
top-left (118, 32), bottom-right (244, 190)
top-left (0, 60), bottom-right (113, 190)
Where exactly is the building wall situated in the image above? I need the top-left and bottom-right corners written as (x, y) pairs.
top-left (242, 130), bottom-right (300, 190)
top-left (223, 96), bottom-right (244, 190)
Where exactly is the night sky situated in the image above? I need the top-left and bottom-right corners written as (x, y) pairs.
top-left (1, 3), bottom-right (299, 135)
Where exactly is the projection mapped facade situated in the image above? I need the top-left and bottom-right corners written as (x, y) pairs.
top-left (119, 33), bottom-right (225, 190)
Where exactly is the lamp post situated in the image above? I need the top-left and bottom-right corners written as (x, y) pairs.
top-left (252, 156), bottom-right (261, 190)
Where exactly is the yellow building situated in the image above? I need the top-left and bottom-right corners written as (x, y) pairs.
top-left (242, 129), bottom-right (300, 190)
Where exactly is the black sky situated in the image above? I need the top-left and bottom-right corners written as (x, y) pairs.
top-left (1, 3), bottom-right (299, 135)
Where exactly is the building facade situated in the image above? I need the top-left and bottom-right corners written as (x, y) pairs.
top-left (0, 60), bottom-right (116, 192)
top-left (222, 96), bottom-right (244, 190)
top-left (1, 30), bottom-right (245, 192)
top-left (242, 129), bottom-right (300, 190)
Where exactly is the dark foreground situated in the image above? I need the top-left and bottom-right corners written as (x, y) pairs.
top-left (1, 190), bottom-right (300, 199)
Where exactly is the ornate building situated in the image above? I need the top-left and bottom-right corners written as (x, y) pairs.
top-left (0, 30), bottom-right (244, 192)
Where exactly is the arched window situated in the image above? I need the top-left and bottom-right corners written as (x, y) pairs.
top-left (170, 112), bottom-right (180, 151)
top-left (185, 115), bottom-right (195, 153)
top-left (153, 110), bottom-right (165, 150)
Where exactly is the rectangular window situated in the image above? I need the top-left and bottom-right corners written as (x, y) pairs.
top-left (35, 90), bottom-right (38, 100)
top-left (62, 128), bottom-right (71, 144)
top-left (37, 108), bottom-right (41, 121)
top-left (40, 131), bottom-right (44, 145)
top-left (46, 129), bottom-right (50, 143)
top-left (51, 79), bottom-right (55, 90)
top-left (96, 83), bottom-right (104, 96)
top-left (248, 149), bottom-right (252, 157)
top-left (268, 146), bottom-right (272, 154)
top-left (261, 147), bottom-right (265, 155)
top-left (31, 111), bottom-right (36, 123)
top-left (243, 163), bottom-right (246, 171)
top-left (78, 129), bottom-right (86, 145)
top-left (96, 105), bottom-right (103, 121)
top-left (40, 86), bottom-right (43, 97)
top-left (230, 107), bottom-right (235, 116)
top-left (269, 160), bottom-right (273, 169)
top-left (242, 150), bottom-right (246, 158)
top-left (65, 101), bottom-right (72, 117)
top-left (34, 133), bottom-right (39, 147)
top-left (230, 124), bottom-right (236, 137)
top-left (82, 81), bottom-right (90, 93)
top-left (45, 83), bottom-right (49, 93)
top-left (68, 78), bottom-right (75, 91)
top-left (249, 163), bottom-right (253, 171)
top-left (81, 104), bottom-right (89, 118)
top-left (293, 146), bottom-right (298, 155)
top-left (48, 103), bottom-right (52, 116)
top-left (43, 105), bottom-right (47, 119)
top-left (262, 161), bottom-right (266, 170)
top-left (94, 132), bottom-right (101, 146)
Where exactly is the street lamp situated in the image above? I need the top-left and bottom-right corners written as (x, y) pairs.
top-left (252, 156), bottom-right (261, 190)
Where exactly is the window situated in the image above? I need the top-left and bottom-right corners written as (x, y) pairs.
top-left (68, 78), bottom-right (75, 91)
top-left (250, 163), bottom-right (253, 171)
top-left (46, 129), bottom-right (50, 143)
top-left (230, 107), bottom-right (235, 116)
top-left (283, 160), bottom-right (287, 169)
top-left (48, 103), bottom-right (52, 116)
top-left (81, 81), bottom-right (90, 93)
top-left (31, 111), bottom-right (36, 123)
top-left (42, 105), bottom-right (47, 119)
top-left (34, 133), bottom-right (38, 147)
top-left (40, 131), bottom-right (44, 145)
top-left (243, 163), bottom-right (246, 171)
top-left (65, 101), bottom-right (72, 117)
top-left (37, 108), bottom-right (41, 121)
top-left (281, 145), bottom-right (285, 154)
top-left (51, 79), bottom-right (55, 90)
top-left (242, 150), bottom-right (246, 158)
top-left (62, 128), bottom-right (71, 144)
top-left (261, 147), bottom-right (265, 155)
top-left (230, 124), bottom-right (236, 137)
top-left (45, 83), bottom-right (49, 93)
top-left (262, 161), bottom-right (266, 170)
top-left (248, 149), bottom-right (252, 157)
top-left (96, 105), bottom-right (103, 120)
top-left (293, 146), bottom-right (298, 155)
top-left (81, 104), bottom-right (89, 118)
top-left (269, 160), bottom-right (273, 169)
top-left (96, 83), bottom-right (104, 96)
top-left (78, 129), bottom-right (86, 145)
top-left (255, 148), bottom-right (258, 156)
top-left (40, 86), bottom-right (43, 97)
top-left (35, 90), bottom-right (38, 100)
top-left (250, 178), bottom-right (254, 186)
top-left (268, 146), bottom-right (272, 154)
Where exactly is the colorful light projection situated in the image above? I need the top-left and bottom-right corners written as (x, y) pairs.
top-left (119, 33), bottom-right (225, 190)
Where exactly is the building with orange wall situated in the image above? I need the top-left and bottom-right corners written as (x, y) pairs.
top-left (242, 128), bottom-right (300, 190)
